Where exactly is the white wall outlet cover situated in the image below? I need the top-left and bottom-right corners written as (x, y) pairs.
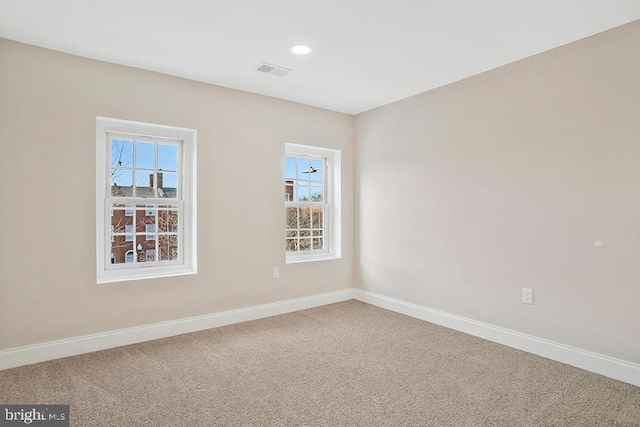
top-left (273, 267), bottom-right (280, 279)
top-left (522, 288), bottom-right (533, 304)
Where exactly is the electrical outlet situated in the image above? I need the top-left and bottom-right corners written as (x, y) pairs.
top-left (522, 288), bottom-right (533, 304)
top-left (273, 267), bottom-right (279, 279)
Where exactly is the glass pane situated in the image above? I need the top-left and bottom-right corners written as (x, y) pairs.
top-left (145, 249), bottom-right (156, 262)
top-left (310, 187), bottom-right (323, 202)
top-left (111, 169), bottom-right (132, 197)
top-left (136, 142), bottom-right (156, 169)
top-left (159, 235), bottom-right (178, 261)
top-left (297, 158), bottom-right (310, 180)
top-left (110, 241), bottom-right (133, 265)
top-left (297, 186), bottom-right (309, 202)
top-left (311, 208), bottom-right (323, 229)
top-left (135, 171), bottom-right (156, 198)
top-left (285, 184), bottom-right (293, 202)
top-left (125, 224), bottom-right (134, 241)
top-left (158, 172), bottom-right (178, 198)
top-left (309, 160), bottom-right (323, 182)
top-left (111, 210), bottom-right (133, 234)
top-left (313, 238), bottom-right (323, 250)
top-left (111, 139), bottom-right (134, 169)
top-left (136, 235), bottom-right (155, 263)
top-left (158, 144), bottom-right (178, 172)
top-left (312, 230), bottom-right (323, 237)
top-left (286, 207), bottom-right (298, 229)
top-left (158, 208), bottom-right (179, 232)
top-left (310, 168), bottom-right (323, 183)
top-left (299, 238), bottom-right (311, 251)
top-left (285, 157), bottom-right (296, 179)
top-left (300, 230), bottom-right (311, 237)
top-left (286, 239), bottom-right (298, 252)
top-left (136, 211), bottom-right (155, 233)
top-left (144, 204), bottom-right (156, 217)
top-left (300, 207), bottom-right (311, 229)
top-left (286, 230), bottom-right (298, 238)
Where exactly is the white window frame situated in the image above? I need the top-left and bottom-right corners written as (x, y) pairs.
top-left (285, 143), bottom-right (341, 264)
top-left (96, 117), bottom-right (197, 283)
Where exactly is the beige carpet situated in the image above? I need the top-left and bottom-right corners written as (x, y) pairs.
top-left (1, 300), bottom-right (638, 426)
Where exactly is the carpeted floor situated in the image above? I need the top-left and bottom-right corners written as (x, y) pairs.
top-left (1, 300), bottom-right (638, 426)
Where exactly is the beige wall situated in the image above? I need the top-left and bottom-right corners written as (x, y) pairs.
top-left (0, 39), bottom-right (355, 350)
top-left (355, 21), bottom-right (640, 364)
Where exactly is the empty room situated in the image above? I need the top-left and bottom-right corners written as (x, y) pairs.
top-left (1, 1), bottom-right (639, 426)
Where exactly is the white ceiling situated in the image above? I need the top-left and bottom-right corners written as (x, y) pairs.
top-left (1, 1), bottom-right (639, 115)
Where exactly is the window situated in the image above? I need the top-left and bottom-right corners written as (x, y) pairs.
top-left (96, 117), bottom-right (197, 283)
top-left (285, 143), bottom-right (341, 263)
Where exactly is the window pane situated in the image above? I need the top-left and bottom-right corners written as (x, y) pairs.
top-left (111, 139), bottom-right (134, 169)
top-left (285, 183), bottom-right (293, 202)
top-left (310, 187), bottom-right (323, 202)
top-left (136, 142), bottom-right (156, 169)
top-left (286, 239), bottom-right (298, 252)
top-left (158, 144), bottom-right (178, 172)
top-left (135, 171), bottom-right (156, 198)
top-left (125, 224), bottom-right (134, 241)
top-left (286, 207), bottom-right (298, 229)
top-left (145, 249), bottom-right (156, 262)
top-left (297, 158), bottom-right (310, 180)
top-left (313, 238), bottom-right (323, 250)
top-left (136, 209), bottom-right (155, 233)
top-left (110, 241), bottom-right (133, 265)
top-left (300, 230), bottom-right (311, 237)
top-left (311, 208), bottom-right (323, 229)
top-left (300, 207), bottom-right (311, 229)
top-left (111, 169), bottom-right (132, 197)
top-left (111, 209), bottom-right (133, 233)
top-left (158, 208), bottom-right (179, 232)
top-left (159, 235), bottom-right (178, 261)
top-left (299, 238), bottom-right (311, 251)
top-left (286, 230), bottom-right (298, 238)
top-left (158, 172), bottom-right (178, 198)
top-left (297, 186), bottom-right (309, 202)
top-left (145, 224), bottom-right (156, 240)
top-left (136, 235), bottom-right (155, 263)
top-left (285, 157), bottom-right (296, 179)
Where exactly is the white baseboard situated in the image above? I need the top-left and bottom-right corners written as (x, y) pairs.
top-left (2, 287), bottom-right (638, 388)
top-left (0, 288), bottom-right (357, 371)
top-left (353, 289), bottom-right (640, 387)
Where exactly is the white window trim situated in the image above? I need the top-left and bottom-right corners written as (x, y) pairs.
top-left (285, 143), bottom-right (341, 264)
top-left (96, 117), bottom-right (197, 284)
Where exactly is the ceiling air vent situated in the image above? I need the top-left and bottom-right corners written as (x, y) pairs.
top-left (256, 62), bottom-right (292, 77)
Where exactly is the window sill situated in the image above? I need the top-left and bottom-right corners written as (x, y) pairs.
top-left (97, 265), bottom-right (196, 284)
top-left (285, 253), bottom-right (341, 264)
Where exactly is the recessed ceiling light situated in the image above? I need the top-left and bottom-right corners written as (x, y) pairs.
top-left (290, 44), bottom-right (312, 55)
